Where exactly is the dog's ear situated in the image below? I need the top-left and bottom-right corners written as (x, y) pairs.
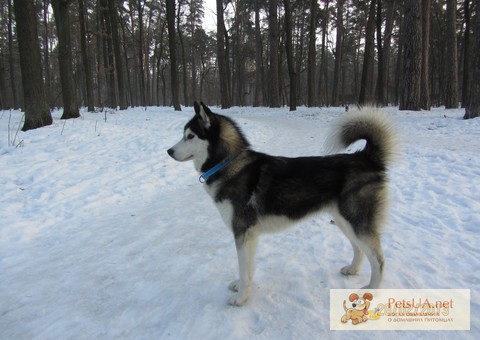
top-left (194, 101), bottom-right (201, 115)
top-left (349, 293), bottom-right (359, 302)
top-left (363, 293), bottom-right (373, 301)
top-left (194, 101), bottom-right (212, 128)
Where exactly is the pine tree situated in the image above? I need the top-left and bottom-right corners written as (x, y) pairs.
top-left (166, 0), bottom-right (181, 110)
top-left (445, 0), bottom-right (458, 108)
top-left (52, 0), bottom-right (80, 119)
top-left (13, 0), bottom-right (52, 131)
top-left (464, 0), bottom-right (480, 118)
top-left (399, 0), bottom-right (422, 111)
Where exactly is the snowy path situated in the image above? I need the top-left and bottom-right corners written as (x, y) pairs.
top-left (1, 106), bottom-right (478, 339)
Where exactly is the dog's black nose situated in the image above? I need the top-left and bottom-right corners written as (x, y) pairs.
top-left (167, 148), bottom-right (174, 156)
top-left (352, 303), bottom-right (356, 308)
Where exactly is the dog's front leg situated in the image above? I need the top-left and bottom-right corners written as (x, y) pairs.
top-left (228, 231), bottom-right (257, 306)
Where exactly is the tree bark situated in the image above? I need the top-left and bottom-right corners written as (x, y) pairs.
top-left (137, 1), bottom-right (146, 107)
top-left (375, 0), bottom-right (384, 106)
top-left (461, 0), bottom-right (471, 108)
top-left (166, 0), bottom-right (181, 110)
top-left (307, 0), bottom-right (317, 107)
top-left (445, 0), bottom-right (459, 108)
top-left (52, 0), bottom-right (79, 119)
top-left (359, 0), bottom-right (376, 106)
top-left (381, 0), bottom-right (396, 106)
top-left (283, 0), bottom-right (296, 111)
top-left (464, 0), bottom-right (480, 119)
top-left (268, 0), bottom-right (280, 108)
top-left (101, 0), bottom-right (116, 108)
top-left (7, 0), bottom-right (19, 109)
top-left (253, 0), bottom-right (263, 107)
top-left (190, 2), bottom-right (198, 102)
top-left (108, 0), bottom-right (127, 109)
top-left (13, 0), bottom-right (52, 130)
top-left (177, 5), bottom-right (188, 106)
top-left (216, 0), bottom-right (231, 108)
top-left (318, 0), bottom-right (329, 106)
top-left (78, 0), bottom-right (95, 112)
top-left (399, 0), bottom-right (422, 111)
top-left (332, 0), bottom-right (343, 106)
top-left (420, 0), bottom-right (431, 110)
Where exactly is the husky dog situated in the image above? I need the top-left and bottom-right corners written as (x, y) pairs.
top-left (167, 102), bottom-right (396, 306)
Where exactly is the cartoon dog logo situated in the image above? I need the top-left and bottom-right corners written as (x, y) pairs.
top-left (341, 293), bottom-right (373, 325)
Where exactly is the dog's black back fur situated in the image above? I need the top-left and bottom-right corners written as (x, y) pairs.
top-left (214, 150), bottom-right (386, 238)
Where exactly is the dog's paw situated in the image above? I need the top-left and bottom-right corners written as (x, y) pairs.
top-left (228, 280), bottom-right (239, 292)
top-left (340, 265), bottom-right (358, 275)
top-left (228, 293), bottom-right (248, 307)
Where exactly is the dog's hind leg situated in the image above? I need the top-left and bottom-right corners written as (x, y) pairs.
top-left (228, 230), bottom-right (258, 306)
top-left (341, 239), bottom-right (364, 275)
top-left (332, 211), bottom-right (365, 275)
top-left (355, 235), bottom-right (385, 289)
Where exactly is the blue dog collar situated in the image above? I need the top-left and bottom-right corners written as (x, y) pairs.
top-left (199, 158), bottom-right (233, 183)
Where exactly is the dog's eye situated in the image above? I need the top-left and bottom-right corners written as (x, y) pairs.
top-left (187, 134), bottom-right (195, 140)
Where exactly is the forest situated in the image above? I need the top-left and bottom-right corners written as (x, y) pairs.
top-left (0, 0), bottom-right (479, 131)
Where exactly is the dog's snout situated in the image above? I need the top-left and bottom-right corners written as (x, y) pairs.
top-left (167, 148), bottom-right (174, 157)
top-left (352, 303), bottom-right (356, 308)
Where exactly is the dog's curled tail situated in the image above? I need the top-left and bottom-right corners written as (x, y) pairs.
top-left (325, 107), bottom-right (398, 169)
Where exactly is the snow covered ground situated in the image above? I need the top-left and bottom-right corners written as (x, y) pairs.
top-left (0, 105), bottom-right (478, 339)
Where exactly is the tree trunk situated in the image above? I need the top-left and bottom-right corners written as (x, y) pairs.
top-left (268, 0), bottom-right (280, 108)
top-left (78, 0), bottom-right (95, 112)
top-left (420, 0), bottom-right (431, 110)
top-left (166, 0), bottom-right (181, 110)
top-left (283, 0), bottom-right (296, 111)
top-left (95, 2), bottom-right (105, 108)
top-left (7, 0), bottom-right (19, 109)
top-left (382, 0), bottom-right (396, 106)
top-left (253, 0), bottom-right (263, 107)
top-left (119, 18), bottom-right (133, 106)
top-left (445, 0), bottom-right (458, 108)
top-left (177, 6), bottom-right (188, 106)
top-left (359, 0), bottom-right (376, 105)
top-left (462, 0), bottom-right (471, 108)
top-left (307, 0), bottom-right (317, 107)
top-left (318, 0), bottom-right (329, 106)
top-left (332, 0), bottom-right (343, 106)
top-left (464, 0), bottom-right (480, 119)
top-left (375, 0), bottom-right (384, 106)
top-left (108, 0), bottom-right (127, 109)
top-left (100, 0), bottom-right (116, 108)
top-left (13, 0), bottom-right (52, 130)
top-left (224, 27), bottom-right (232, 105)
top-left (190, 2), bottom-right (198, 102)
top-left (394, 10), bottom-right (404, 106)
top-left (52, 0), bottom-right (79, 119)
top-left (399, 0), bottom-right (422, 111)
top-left (137, 1), bottom-right (146, 107)
top-left (216, 0), bottom-right (231, 108)
top-left (232, 1), bottom-right (245, 106)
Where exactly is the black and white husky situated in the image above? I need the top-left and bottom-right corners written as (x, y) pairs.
top-left (167, 102), bottom-right (396, 306)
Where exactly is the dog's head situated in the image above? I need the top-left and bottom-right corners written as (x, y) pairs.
top-left (348, 293), bottom-right (373, 312)
top-left (167, 102), bottom-right (249, 173)
top-left (167, 102), bottom-right (215, 171)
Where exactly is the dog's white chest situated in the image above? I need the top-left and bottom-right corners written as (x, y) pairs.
top-left (214, 200), bottom-right (234, 231)
top-left (204, 182), bottom-right (234, 231)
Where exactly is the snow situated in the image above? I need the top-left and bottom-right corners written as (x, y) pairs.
top-left (1, 105), bottom-right (479, 339)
